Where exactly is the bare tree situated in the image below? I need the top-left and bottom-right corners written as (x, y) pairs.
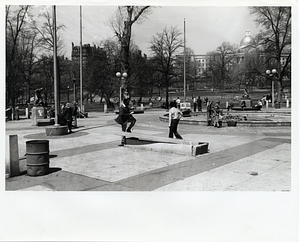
top-left (250, 6), bottom-right (291, 103)
top-left (6, 5), bottom-right (31, 110)
top-left (31, 6), bottom-right (66, 106)
top-left (108, 6), bottom-right (151, 76)
top-left (150, 26), bottom-right (183, 108)
top-left (32, 6), bottom-right (66, 55)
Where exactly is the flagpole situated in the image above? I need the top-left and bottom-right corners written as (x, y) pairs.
top-left (53, 5), bottom-right (59, 126)
top-left (80, 6), bottom-right (83, 112)
top-left (183, 18), bottom-right (186, 101)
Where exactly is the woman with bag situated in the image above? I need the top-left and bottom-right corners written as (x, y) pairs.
top-left (168, 101), bottom-right (183, 139)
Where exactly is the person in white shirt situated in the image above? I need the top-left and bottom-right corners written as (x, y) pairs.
top-left (168, 101), bottom-right (183, 139)
top-left (176, 97), bottom-right (181, 108)
top-left (192, 95), bottom-right (197, 112)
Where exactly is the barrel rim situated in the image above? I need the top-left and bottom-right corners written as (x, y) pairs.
top-left (26, 139), bottom-right (49, 144)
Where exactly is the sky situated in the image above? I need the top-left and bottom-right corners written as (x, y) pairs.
top-left (32, 4), bottom-right (262, 59)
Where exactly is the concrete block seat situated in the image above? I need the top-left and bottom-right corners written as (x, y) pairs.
top-left (231, 106), bottom-right (262, 111)
top-left (115, 131), bottom-right (209, 156)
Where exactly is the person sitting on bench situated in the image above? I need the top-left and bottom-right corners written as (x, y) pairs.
top-left (241, 100), bottom-right (246, 110)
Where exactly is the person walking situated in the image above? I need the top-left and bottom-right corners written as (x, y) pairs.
top-left (72, 101), bottom-right (78, 128)
top-left (197, 96), bottom-right (202, 112)
top-left (176, 97), bottom-right (181, 108)
top-left (192, 95), bottom-right (197, 112)
top-left (114, 98), bottom-right (136, 146)
top-left (168, 101), bottom-right (183, 139)
top-left (63, 102), bottom-right (73, 133)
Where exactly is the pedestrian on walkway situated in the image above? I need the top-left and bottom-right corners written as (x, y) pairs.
top-left (72, 101), bottom-right (78, 128)
top-left (197, 96), bottom-right (202, 112)
top-left (176, 97), bottom-right (181, 108)
top-left (192, 95), bottom-right (197, 112)
top-left (63, 102), bottom-right (73, 133)
top-left (168, 101), bottom-right (183, 139)
top-left (114, 98), bottom-right (136, 146)
top-left (206, 100), bottom-right (213, 126)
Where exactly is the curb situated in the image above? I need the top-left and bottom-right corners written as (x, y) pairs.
top-left (159, 113), bottom-right (291, 127)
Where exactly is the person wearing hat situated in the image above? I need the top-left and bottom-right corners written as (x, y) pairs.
top-left (114, 98), bottom-right (136, 146)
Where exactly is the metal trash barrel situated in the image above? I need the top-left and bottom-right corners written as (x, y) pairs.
top-left (26, 140), bottom-right (49, 176)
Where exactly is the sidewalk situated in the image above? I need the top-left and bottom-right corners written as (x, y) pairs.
top-left (5, 109), bottom-right (292, 191)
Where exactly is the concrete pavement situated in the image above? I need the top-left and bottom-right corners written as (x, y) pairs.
top-left (5, 108), bottom-right (292, 191)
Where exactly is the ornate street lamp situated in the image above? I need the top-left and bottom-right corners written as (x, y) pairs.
top-left (266, 69), bottom-right (277, 108)
top-left (116, 72), bottom-right (128, 106)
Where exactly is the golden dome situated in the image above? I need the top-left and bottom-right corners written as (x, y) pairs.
top-left (239, 31), bottom-right (256, 49)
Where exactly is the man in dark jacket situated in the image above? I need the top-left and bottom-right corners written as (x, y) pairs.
top-left (197, 96), bottom-right (202, 112)
top-left (114, 99), bottom-right (136, 146)
top-left (63, 102), bottom-right (73, 133)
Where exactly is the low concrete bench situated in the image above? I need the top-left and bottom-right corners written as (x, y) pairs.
top-left (115, 131), bottom-right (209, 156)
top-left (232, 107), bottom-right (261, 111)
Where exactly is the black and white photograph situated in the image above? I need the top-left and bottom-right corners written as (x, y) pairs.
top-left (1, 0), bottom-right (298, 241)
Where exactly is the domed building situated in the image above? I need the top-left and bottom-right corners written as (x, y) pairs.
top-left (239, 30), bottom-right (256, 50)
top-left (236, 30), bottom-right (259, 65)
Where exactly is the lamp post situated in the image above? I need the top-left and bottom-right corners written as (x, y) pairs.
top-left (67, 86), bottom-right (70, 102)
top-left (266, 69), bottom-right (277, 108)
top-left (116, 72), bottom-right (128, 106)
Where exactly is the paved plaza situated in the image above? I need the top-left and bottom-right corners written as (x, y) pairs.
top-left (5, 108), bottom-right (292, 192)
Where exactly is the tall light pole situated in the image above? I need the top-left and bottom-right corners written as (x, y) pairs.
top-left (266, 69), bottom-right (277, 108)
top-left (183, 18), bottom-right (186, 101)
top-left (116, 72), bottom-right (128, 107)
top-left (52, 5), bottom-right (59, 126)
top-left (80, 6), bottom-right (83, 112)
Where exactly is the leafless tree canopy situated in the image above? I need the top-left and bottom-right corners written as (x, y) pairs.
top-left (150, 26), bottom-right (183, 108)
top-left (108, 6), bottom-right (151, 75)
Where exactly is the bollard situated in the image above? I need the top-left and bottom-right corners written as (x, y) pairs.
top-left (104, 104), bottom-right (107, 113)
top-left (286, 99), bottom-right (289, 108)
top-left (25, 108), bottom-right (29, 119)
top-left (7, 135), bottom-right (20, 177)
top-left (266, 101), bottom-right (268, 109)
top-left (226, 101), bottom-right (228, 108)
top-left (141, 104), bottom-right (144, 110)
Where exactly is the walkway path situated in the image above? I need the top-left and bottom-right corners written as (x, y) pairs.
top-left (5, 109), bottom-right (292, 191)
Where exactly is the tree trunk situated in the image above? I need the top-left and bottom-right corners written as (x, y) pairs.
top-left (120, 21), bottom-right (131, 74)
top-left (165, 75), bottom-right (169, 109)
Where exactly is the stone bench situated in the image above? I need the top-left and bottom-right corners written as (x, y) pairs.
top-left (115, 131), bottom-right (209, 156)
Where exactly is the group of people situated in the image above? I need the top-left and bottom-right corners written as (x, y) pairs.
top-left (192, 96), bottom-right (203, 112)
top-left (175, 96), bottom-right (203, 112)
top-left (114, 97), bottom-right (184, 145)
top-left (206, 99), bottom-right (223, 128)
top-left (114, 96), bottom-right (226, 146)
